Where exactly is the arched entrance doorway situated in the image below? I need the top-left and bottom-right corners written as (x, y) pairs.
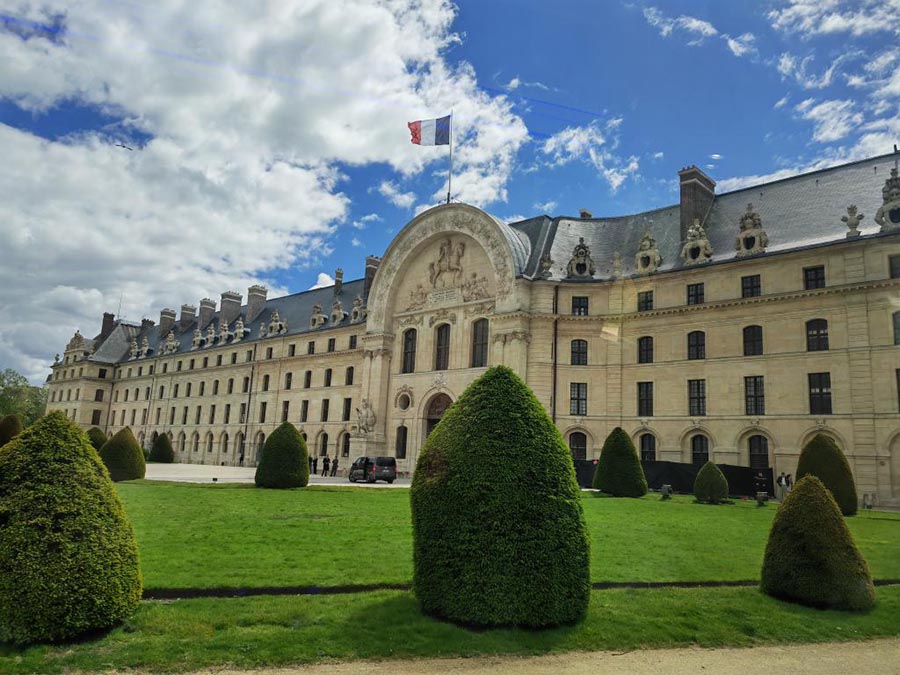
top-left (425, 393), bottom-right (453, 437)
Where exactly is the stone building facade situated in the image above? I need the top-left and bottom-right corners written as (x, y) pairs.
top-left (46, 153), bottom-right (900, 506)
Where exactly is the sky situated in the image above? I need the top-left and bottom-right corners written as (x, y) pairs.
top-left (1, 0), bottom-right (899, 384)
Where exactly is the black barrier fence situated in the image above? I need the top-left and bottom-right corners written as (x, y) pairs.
top-left (573, 459), bottom-right (774, 498)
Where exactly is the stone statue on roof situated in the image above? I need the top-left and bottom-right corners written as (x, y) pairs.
top-left (681, 219), bottom-right (713, 265)
top-left (735, 203), bottom-right (769, 257)
top-left (129, 338), bottom-right (139, 359)
top-left (842, 205), bottom-right (864, 238)
top-left (310, 304), bottom-right (327, 329)
top-left (233, 317), bottom-right (244, 342)
top-left (635, 232), bottom-right (662, 275)
top-left (191, 328), bottom-right (202, 350)
top-left (566, 237), bottom-right (596, 278)
top-left (874, 167), bottom-right (900, 231)
top-left (205, 323), bottom-right (216, 346)
top-left (140, 336), bottom-right (150, 357)
top-left (350, 295), bottom-right (367, 323)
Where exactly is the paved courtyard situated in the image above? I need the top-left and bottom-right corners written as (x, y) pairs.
top-left (144, 462), bottom-right (411, 488)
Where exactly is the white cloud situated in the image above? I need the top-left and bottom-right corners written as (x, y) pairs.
top-left (794, 98), bottom-right (863, 142)
top-left (768, 0), bottom-right (900, 38)
top-left (308, 273), bottom-right (335, 290)
top-left (724, 32), bottom-right (756, 57)
top-left (534, 200), bottom-right (557, 213)
top-left (776, 51), bottom-right (859, 89)
top-left (377, 180), bottom-right (417, 208)
top-left (643, 6), bottom-right (755, 56)
top-left (540, 119), bottom-right (639, 193)
top-left (774, 95), bottom-right (791, 109)
top-left (351, 213), bottom-right (382, 230)
top-left (0, 0), bottom-right (529, 382)
top-left (652, 151), bottom-right (665, 160)
top-left (351, 237), bottom-right (363, 247)
top-left (503, 77), bottom-right (521, 91)
top-left (709, 153), bottom-right (723, 160)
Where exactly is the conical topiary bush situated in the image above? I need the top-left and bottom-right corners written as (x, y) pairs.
top-left (796, 434), bottom-right (858, 516)
top-left (99, 427), bottom-right (146, 481)
top-left (0, 411), bottom-right (142, 644)
top-left (411, 366), bottom-right (590, 628)
top-left (86, 426), bottom-right (108, 451)
top-left (592, 427), bottom-right (648, 497)
top-left (694, 461), bottom-right (729, 504)
top-left (0, 414), bottom-right (24, 447)
top-left (255, 422), bottom-right (310, 488)
top-left (761, 475), bottom-right (874, 611)
top-left (148, 433), bottom-right (175, 463)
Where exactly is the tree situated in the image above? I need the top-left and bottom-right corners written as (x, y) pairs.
top-left (592, 427), bottom-right (648, 497)
top-left (411, 366), bottom-right (591, 628)
top-left (86, 426), bottom-right (108, 451)
top-left (761, 475), bottom-right (874, 611)
top-left (0, 412), bottom-right (142, 644)
top-left (694, 461), bottom-right (729, 504)
top-left (796, 434), bottom-right (858, 516)
top-left (0, 414), bottom-right (24, 447)
top-left (148, 433), bottom-right (175, 463)
top-left (99, 427), bottom-right (146, 481)
top-left (255, 422), bottom-right (309, 488)
top-left (0, 368), bottom-right (48, 427)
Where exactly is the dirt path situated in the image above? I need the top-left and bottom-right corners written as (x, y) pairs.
top-left (185, 638), bottom-right (900, 675)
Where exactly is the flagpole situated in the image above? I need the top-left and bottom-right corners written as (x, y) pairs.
top-left (447, 110), bottom-right (453, 205)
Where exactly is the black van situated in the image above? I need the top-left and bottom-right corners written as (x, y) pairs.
top-left (348, 456), bottom-right (397, 483)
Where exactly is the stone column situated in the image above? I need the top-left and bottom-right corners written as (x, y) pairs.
top-left (352, 332), bottom-right (393, 458)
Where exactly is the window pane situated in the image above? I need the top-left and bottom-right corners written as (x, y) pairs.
top-left (743, 325), bottom-right (763, 356)
top-left (638, 336), bottom-right (653, 364)
top-left (570, 382), bottom-right (587, 416)
top-left (806, 319), bottom-right (829, 351)
top-left (402, 329), bottom-right (417, 373)
top-left (572, 297), bottom-right (589, 316)
top-left (471, 319), bottom-right (489, 367)
top-left (434, 324), bottom-right (450, 371)
top-left (640, 433), bottom-right (656, 461)
top-left (749, 435), bottom-right (769, 469)
top-left (571, 339), bottom-right (588, 365)
top-left (569, 432), bottom-right (587, 460)
top-left (691, 435), bottom-right (709, 465)
top-left (688, 331), bottom-right (706, 359)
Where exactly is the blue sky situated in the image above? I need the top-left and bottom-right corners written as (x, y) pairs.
top-left (1, 1), bottom-right (898, 382)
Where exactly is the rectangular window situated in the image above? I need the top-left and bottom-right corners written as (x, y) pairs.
top-left (137, 366), bottom-right (142, 377)
top-left (328, 338), bottom-right (336, 353)
top-left (169, 407), bottom-right (176, 425)
top-left (321, 399), bottom-right (330, 422)
top-left (637, 290), bottom-right (654, 312)
top-left (163, 362), bottom-right (169, 373)
top-left (209, 405), bottom-right (216, 424)
top-left (224, 404), bottom-right (231, 424)
top-left (745, 376), bottom-right (765, 415)
top-left (301, 400), bottom-right (309, 423)
top-left (91, 409), bottom-right (102, 425)
top-left (94, 389), bottom-right (104, 402)
top-left (324, 369), bottom-right (332, 387)
top-left (242, 377), bottom-right (249, 393)
top-left (304, 371), bottom-right (311, 388)
top-left (266, 347), bottom-right (273, 360)
top-left (688, 379), bottom-right (706, 416)
top-left (195, 406), bottom-right (202, 424)
top-left (281, 400), bottom-right (290, 423)
top-left (98, 368), bottom-right (107, 379)
top-left (804, 265), bottom-right (826, 289)
top-left (434, 325), bottom-right (450, 371)
top-left (808, 372), bottom-right (833, 415)
top-left (159, 385), bottom-right (165, 399)
top-left (202, 357), bottom-right (208, 368)
top-left (395, 426), bottom-right (408, 460)
top-left (285, 372), bottom-right (292, 389)
top-left (177, 361), bottom-right (182, 371)
top-left (141, 409), bottom-right (147, 426)
top-left (288, 344), bottom-right (296, 357)
top-left (155, 408), bottom-right (160, 425)
top-left (687, 283), bottom-right (705, 305)
top-left (890, 255), bottom-right (900, 279)
top-left (741, 274), bottom-right (761, 298)
top-left (570, 340), bottom-right (588, 366)
top-left (181, 406), bottom-right (188, 425)
top-left (637, 382), bottom-right (654, 417)
top-left (571, 296), bottom-right (589, 316)
top-left (246, 350), bottom-right (253, 362)
top-left (240, 403), bottom-right (247, 424)
top-left (307, 341), bottom-right (315, 355)
top-left (189, 359), bottom-right (195, 370)
top-left (349, 335), bottom-right (357, 349)
top-left (216, 354), bottom-right (222, 366)
top-left (231, 352), bottom-right (237, 365)
top-left (343, 397), bottom-right (352, 421)
top-left (185, 382), bottom-right (191, 397)
top-left (213, 380), bottom-right (219, 395)
top-left (569, 382), bottom-right (587, 416)
top-left (199, 382), bottom-right (205, 396)
top-left (743, 325), bottom-right (764, 356)
top-left (259, 402), bottom-right (267, 423)
top-left (227, 379), bottom-right (234, 394)
top-left (637, 336), bottom-right (653, 364)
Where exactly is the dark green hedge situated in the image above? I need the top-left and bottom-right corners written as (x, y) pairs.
top-left (592, 427), bottom-right (648, 497)
top-left (796, 434), bottom-right (858, 516)
top-left (761, 475), bottom-right (874, 611)
top-left (255, 422), bottom-right (309, 488)
top-left (99, 427), bottom-right (146, 482)
top-left (86, 427), bottom-right (107, 451)
top-left (0, 412), bottom-right (142, 644)
top-left (148, 434), bottom-right (175, 463)
top-left (0, 414), bottom-right (24, 447)
top-left (411, 366), bottom-right (590, 628)
top-left (694, 461), bottom-right (729, 504)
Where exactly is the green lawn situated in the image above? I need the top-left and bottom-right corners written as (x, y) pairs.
top-left (119, 481), bottom-right (900, 589)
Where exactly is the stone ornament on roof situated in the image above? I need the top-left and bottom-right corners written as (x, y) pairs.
top-left (66, 330), bottom-right (85, 352)
top-left (566, 237), bottom-right (596, 278)
top-left (538, 253), bottom-right (554, 279)
top-left (634, 232), bottom-right (662, 275)
top-left (218, 320), bottom-right (230, 343)
top-left (611, 251), bottom-right (623, 279)
top-left (140, 336), bottom-right (150, 357)
top-left (268, 310), bottom-right (287, 335)
top-left (191, 328), bottom-right (203, 350)
top-left (350, 296), bottom-right (367, 323)
top-left (233, 317), bottom-right (245, 342)
top-left (162, 331), bottom-right (179, 355)
top-left (875, 167), bottom-right (900, 231)
top-left (205, 323), bottom-right (216, 347)
top-left (331, 299), bottom-right (346, 325)
top-left (129, 338), bottom-right (139, 359)
top-left (680, 219), bottom-right (713, 266)
top-left (842, 205), bottom-right (864, 238)
top-left (310, 304), bottom-right (327, 329)
top-left (735, 203), bottom-right (769, 257)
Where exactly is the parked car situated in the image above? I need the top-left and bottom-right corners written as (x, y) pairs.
top-left (348, 456), bottom-right (397, 483)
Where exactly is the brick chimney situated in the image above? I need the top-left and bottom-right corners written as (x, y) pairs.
top-left (246, 285), bottom-right (268, 324)
top-left (198, 298), bottom-right (216, 330)
top-left (220, 291), bottom-right (242, 326)
top-left (140, 318), bottom-right (155, 334)
top-left (678, 165), bottom-right (716, 242)
top-left (364, 256), bottom-right (381, 300)
top-left (334, 269), bottom-right (344, 296)
top-left (99, 312), bottom-right (116, 341)
top-left (158, 308), bottom-right (176, 337)
top-left (179, 304), bottom-right (196, 332)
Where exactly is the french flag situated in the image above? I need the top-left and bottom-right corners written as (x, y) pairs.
top-left (408, 115), bottom-right (451, 146)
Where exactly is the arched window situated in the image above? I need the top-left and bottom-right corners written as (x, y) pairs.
top-left (178, 432), bottom-right (186, 454)
top-left (743, 325), bottom-right (763, 356)
top-left (691, 434), bottom-right (709, 465)
top-left (637, 336), bottom-right (653, 364)
top-left (806, 319), bottom-right (829, 351)
top-left (221, 433), bottom-right (229, 454)
top-left (471, 318), bottom-right (489, 368)
top-left (395, 426), bottom-right (408, 459)
top-left (687, 331), bottom-right (706, 360)
top-left (262, 374), bottom-right (270, 391)
top-left (893, 312), bottom-right (900, 345)
top-left (342, 433), bottom-right (351, 457)
top-left (749, 435), bottom-right (769, 469)
top-left (640, 433), bottom-right (656, 461)
top-left (206, 433), bottom-right (214, 453)
top-left (402, 329), bottom-right (417, 374)
top-left (345, 366), bottom-right (354, 386)
top-left (319, 433), bottom-right (329, 457)
top-left (235, 432), bottom-right (244, 459)
top-left (192, 432), bottom-right (199, 453)
top-left (571, 339), bottom-right (588, 366)
top-left (569, 432), bottom-right (587, 460)
top-left (434, 324), bottom-right (450, 371)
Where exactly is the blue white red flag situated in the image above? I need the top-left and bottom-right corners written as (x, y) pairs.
top-left (408, 115), bottom-right (451, 146)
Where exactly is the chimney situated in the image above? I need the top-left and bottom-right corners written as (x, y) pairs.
top-left (159, 308), bottom-right (176, 337)
top-left (140, 318), bottom-right (155, 334)
top-left (220, 291), bottom-right (242, 326)
top-left (99, 312), bottom-right (116, 341)
top-left (678, 165), bottom-right (716, 242)
top-left (179, 304), bottom-right (196, 332)
top-left (579, 209), bottom-right (593, 219)
top-left (364, 256), bottom-right (381, 300)
top-left (198, 298), bottom-right (216, 330)
top-left (246, 285), bottom-right (268, 324)
top-left (334, 269), bottom-right (344, 296)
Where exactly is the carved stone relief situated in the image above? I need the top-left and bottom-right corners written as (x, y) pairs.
top-left (734, 203), bottom-right (769, 257)
top-left (355, 398), bottom-right (376, 435)
top-left (428, 238), bottom-right (466, 289)
top-left (680, 219), bottom-right (713, 265)
top-left (428, 309), bottom-right (458, 327)
top-left (566, 237), bottom-right (596, 278)
top-left (398, 315), bottom-right (423, 328)
top-left (538, 254), bottom-right (554, 279)
top-left (331, 299), bottom-right (346, 325)
top-left (268, 310), bottom-right (287, 335)
top-left (205, 323), bottom-right (216, 347)
top-left (635, 232), bottom-right (662, 275)
top-left (191, 328), bottom-right (203, 350)
top-left (464, 301), bottom-right (495, 317)
top-left (874, 167), bottom-right (900, 231)
top-left (350, 296), bottom-right (367, 323)
top-left (394, 385), bottom-right (415, 410)
top-left (233, 317), bottom-right (245, 342)
top-left (310, 304), bottom-right (327, 330)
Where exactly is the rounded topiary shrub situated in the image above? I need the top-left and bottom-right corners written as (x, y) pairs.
top-left (796, 434), bottom-right (858, 516)
top-left (0, 414), bottom-right (24, 447)
top-left (411, 366), bottom-right (590, 628)
top-left (761, 475), bottom-right (874, 611)
top-left (694, 461), bottom-right (729, 504)
top-left (148, 434), bottom-right (175, 463)
top-left (99, 427), bottom-right (146, 482)
top-left (255, 422), bottom-right (309, 488)
top-left (86, 426), bottom-right (108, 452)
top-left (592, 427), bottom-right (648, 497)
top-left (0, 411), bottom-right (142, 644)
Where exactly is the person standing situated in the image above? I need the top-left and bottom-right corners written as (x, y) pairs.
top-left (322, 455), bottom-right (331, 477)
top-left (312, 456), bottom-right (318, 476)
top-left (308, 455), bottom-right (313, 473)
top-left (330, 456), bottom-right (339, 477)
top-left (785, 473), bottom-right (793, 494)
top-left (776, 472), bottom-right (787, 500)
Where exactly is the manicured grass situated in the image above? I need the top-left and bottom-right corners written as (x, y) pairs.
top-left (3, 586), bottom-right (899, 673)
top-left (118, 481), bottom-right (900, 589)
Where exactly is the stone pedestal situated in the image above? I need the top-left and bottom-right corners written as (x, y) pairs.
top-left (350, 433), bottom-right (387, 461)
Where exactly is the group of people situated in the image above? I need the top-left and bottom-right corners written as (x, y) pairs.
top-left (776, 472), bottom-right (793, 500)
top-left (309, 455), bottom-right (339, 478)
